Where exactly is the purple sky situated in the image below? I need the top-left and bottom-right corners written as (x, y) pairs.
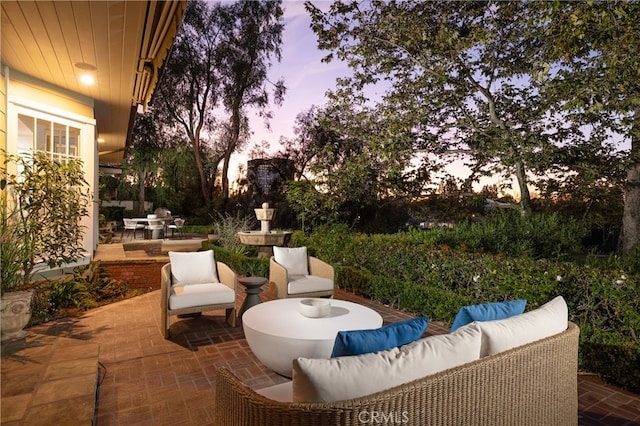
top-left (241, 2), bottom-right (347, 160)
top-left (236, 1), bottom-right (479, 190)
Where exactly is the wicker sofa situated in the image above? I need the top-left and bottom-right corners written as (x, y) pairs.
top-left (215, 322), bottom-right (579, 426)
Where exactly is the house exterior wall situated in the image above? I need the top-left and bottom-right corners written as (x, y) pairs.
top-left (3, 67), bottom-right (99, 268)
top-left (1, 67), bottom-right (6, 155)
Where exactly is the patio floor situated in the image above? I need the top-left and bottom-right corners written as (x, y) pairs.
top-left (2, 241), bottom-right (639, 425)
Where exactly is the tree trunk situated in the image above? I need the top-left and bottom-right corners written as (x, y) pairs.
top-left (622, 107), bottom-right (640, 253)
top-left (191, 134), bottom-right (210, 202)
top-left (622, 163), bottom-right (640, 253)
top-left (221, 103), bottom-right (242, 210)
top-left (514, 159), bottom-right (531, 214)
top-left (136, 169), bottom-right (146, 216)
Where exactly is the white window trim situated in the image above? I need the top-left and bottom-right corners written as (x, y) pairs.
top-left (9, 95), bottom-right (96, 127)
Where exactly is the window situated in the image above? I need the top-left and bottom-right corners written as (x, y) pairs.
top-left (18, 113), bottom-right (81, 162)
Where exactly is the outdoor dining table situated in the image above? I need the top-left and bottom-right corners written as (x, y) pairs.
top-left (130, 217), bottom-right (174, 239)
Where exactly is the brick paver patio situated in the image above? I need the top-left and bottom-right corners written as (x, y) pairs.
top-left (2, 239), bottom-right (638, 425)
top-left (11, 287), bottom-right (636, 425)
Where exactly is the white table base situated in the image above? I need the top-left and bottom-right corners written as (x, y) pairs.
top-left (242, 298), bottom-right (383, 377)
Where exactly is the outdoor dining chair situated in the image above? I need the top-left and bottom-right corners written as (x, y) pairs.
top-left (146, 219), bottom-right (165, 239)
top-left (168, 218), bottom-right (186, 238)
top-left (121, 218), bottom-right (145, 240)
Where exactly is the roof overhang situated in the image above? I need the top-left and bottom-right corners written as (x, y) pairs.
top-left (1, 0), bottom-right (186, 165)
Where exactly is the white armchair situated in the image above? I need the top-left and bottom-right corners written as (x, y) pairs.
top-left (161, 250), bottom-right (238, 338)
top-left (269, 247), bottom-right (334, 299)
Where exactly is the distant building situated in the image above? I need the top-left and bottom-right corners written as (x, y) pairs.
top-left (247, 158), bottom-right (295, 202)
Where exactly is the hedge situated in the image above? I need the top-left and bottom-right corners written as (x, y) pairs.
top-left (204, 233), bottom-right (640, 393)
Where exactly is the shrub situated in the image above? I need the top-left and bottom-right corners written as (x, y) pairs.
top-left (300, 227), bottom-right (639, 392)
top-left (202, 242), bottom-right (269, 278)
top-left (291, 223), bottom-right (355, 264)
top-left (28, 262), bottom-right (130, 325)
top-left (335, 266), bottom-right (371, 295)
top-left (580, 326), bottom-right (640, 394)
top-left (209, 212), bottom-right (256, 254)
top-left (2, 151), bottom-right (90, 288)
top-left (48, 279), bottom-right (92, 310)
top-left (404, 210), bottom-right (587, 260)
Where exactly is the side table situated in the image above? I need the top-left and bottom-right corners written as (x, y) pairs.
top-left (238, 276), bottom-right (267, 318)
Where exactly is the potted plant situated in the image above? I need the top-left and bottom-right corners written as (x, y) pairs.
top-left (1, 151), bottom-right (90, 340)
top-left (0, 189), bottom-right (32, 340)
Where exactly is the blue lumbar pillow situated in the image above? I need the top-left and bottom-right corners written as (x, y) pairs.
top-left (331, 317), bottom-right (429, 358)
top-left (449, 299), bottom-right (527, 332)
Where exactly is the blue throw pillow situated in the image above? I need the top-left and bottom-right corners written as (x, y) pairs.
top-left (449, 299), bottom-right (527, 332)
top-left (331, 317), bottom-right (429, 358)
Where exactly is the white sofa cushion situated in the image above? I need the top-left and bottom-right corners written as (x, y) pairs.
top-left (273, 246), bottom-right (309, 276)
top-left (169, 283), bottom-right (235, 310)
top-left (291, 325), bottom-right (481, 403)
top-left (169, 250), bottom-right (219, 286)
top-left (470, 295), bottom-right (568, 356)
top-left (287, 275), bottom-right (333, 294)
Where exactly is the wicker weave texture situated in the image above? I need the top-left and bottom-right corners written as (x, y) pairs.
top-left (215, 322), bottom-right (579, 426)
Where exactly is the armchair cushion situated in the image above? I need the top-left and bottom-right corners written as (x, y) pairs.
top-left (287, 276), bottom-right (333, 295)
top-left (169, 250), bottom-right (219, 286)
top-left (273, 246), bottom-right (309, 276)
top-left (331, 317), bottom-right (429, 357)
top-left (449, 299), bottom-right (527, 332)
top-left (292, 325), bottom-right (481, 403)
top-left (169, 283), bottom-right (235, 310)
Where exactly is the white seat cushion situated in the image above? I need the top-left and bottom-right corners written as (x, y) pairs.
top-left (169, 283), bottom-right (235, 310)
top-left (169, 250), bottom-right (219, 286)
top-left (273, 246), bottom-right (309, 276)
top-left (287, 275), bottom-right (333, 295)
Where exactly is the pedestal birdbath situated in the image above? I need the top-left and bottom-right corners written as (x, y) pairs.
top-left (237, 203), bottom-right (292, 258)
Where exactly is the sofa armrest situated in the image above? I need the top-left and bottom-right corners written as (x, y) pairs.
top-left (160, 263), bottom-right (172, 307)
top-left (308, 256), bottom-right (334, 281)
top-left (269, 256), bottom-right (289, 298)
top-left (160, 263), bottom-right (172, 338)
top-left (216, 261), bottom-right (237, 292)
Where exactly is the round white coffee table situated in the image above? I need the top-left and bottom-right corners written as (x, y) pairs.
top-left (242, 298), bottom-right (383, 377)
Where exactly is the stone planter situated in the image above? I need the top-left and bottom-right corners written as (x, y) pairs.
top-left (1, 290), bottom-right (34, 341)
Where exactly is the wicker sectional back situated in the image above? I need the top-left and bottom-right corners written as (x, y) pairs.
top-left (215, 322), bottom-right (579, 426)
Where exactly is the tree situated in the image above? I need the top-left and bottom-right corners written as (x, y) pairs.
top-left (124, 113), bottom-right (164, 215)
top-left (217, 0), bottom-right (286, 208)
top-left (155, 0), bottom-right (285, 207)
top-left (154, 141), bottom-right (204, 216)
top-left (538, 1), bottom-right (640, 253)
top-left (155, 0), bottom-right (226, 202)
top-left (280, 104), bottom-right (432, 227)
top-left (305, 0), bottom-right (618, 214)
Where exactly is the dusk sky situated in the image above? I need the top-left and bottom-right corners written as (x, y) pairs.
top-left (237, 1), bottom-right (474, 188)
top-left (236, 1), bottom-right (351, 172)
